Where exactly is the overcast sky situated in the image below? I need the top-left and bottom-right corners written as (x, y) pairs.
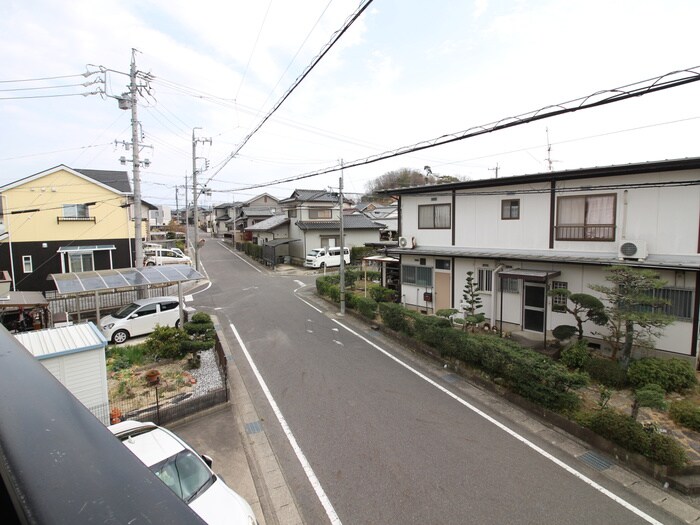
top-left (2, 0), bottom-right (699, 209)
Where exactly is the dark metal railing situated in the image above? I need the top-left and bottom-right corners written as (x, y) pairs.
top-left (0, 327), bottom-right (204, 524)
top-left (554, 224), bottom-right (615, 241)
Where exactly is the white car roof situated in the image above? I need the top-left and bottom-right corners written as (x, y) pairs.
top-left (109, 421), bottom-right (185, 467)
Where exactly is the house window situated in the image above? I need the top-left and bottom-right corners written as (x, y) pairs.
top-left (402, 265), bottom-right (433, 286)
top-left (63, 204), bottom-right (88, 218)
top-left (288, 209), bottom-right (297, 218)
top-left (477, 268), bottom-right (492, 292)
top-left (309, 208), bottom-right (332, 219)
top-left (501, 199), bottom-right (520, 220)
top-left (551, 281), bottom-right (568, 312)
top-left (435, 259), bottom-right (451, 270)
top-left (418, 204), bottom-right (451, 229)
top-left (22, 256), bottom-right (32, 273)
top-left (68, 253), bottom-right (93, 273)
top-left (556, 194), bottom-right (616, 241)
top-left (639, 287), bottom-right (693, 321)
top-left (502, 277), bottom-right (519, 294)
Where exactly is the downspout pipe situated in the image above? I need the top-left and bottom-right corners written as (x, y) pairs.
top-left (492, 264), bottom-right (504, 332)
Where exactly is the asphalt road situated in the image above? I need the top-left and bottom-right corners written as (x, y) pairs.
top-left (192, 237), bottom-right (686, 525)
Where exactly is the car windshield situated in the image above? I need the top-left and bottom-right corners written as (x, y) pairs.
top-left (307, 249), bottom-right (322, 257)
top-left (150, 450), bottom-right (214, 503)
top-left (112, 302), bottom-right (141, 319)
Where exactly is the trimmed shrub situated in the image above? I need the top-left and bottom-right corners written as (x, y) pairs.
top-left (669, 401), bottom-right (700, 432)
top-left (560, 339), bottom-right (592, 370)
top-left (585, 408), bottom-right (686, 468)
top-left (368, 284), bottom-right (397, 303)
top-left (583, 357), bottom-right (627, 388)
top-left (353, 296), bottom-right (378, 320)
top-left (552, 325), bottom-right (577, 342)
top-left (144, 325), bottom-right (190, 360)
top-left (436, 308), bottom-right (458, 319)
top-left (627, 358), bottom-right (698, 393)
top-left (378, 303), bottom-right (413, 335)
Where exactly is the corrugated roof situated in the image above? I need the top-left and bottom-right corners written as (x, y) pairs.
top-left (15, 322), bottom-right (107, 360)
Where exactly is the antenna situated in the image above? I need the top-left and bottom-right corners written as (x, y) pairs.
top-left (488, 162), bottom-right (500, 178)
top-left (545, 127), bottom-right (560, 171)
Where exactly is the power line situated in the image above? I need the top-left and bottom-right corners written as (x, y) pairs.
top-left (234, 0), bottom-right (274, 101)
top-left (231, 65), bottom-right (700, 191)
top-left (204, 0), bottom-right (375, 185)
top-left (0, 72), bottom-right (93, 83)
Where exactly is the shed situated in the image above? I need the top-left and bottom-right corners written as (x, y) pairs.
top-left (15, 323), bottom-right (110, 424)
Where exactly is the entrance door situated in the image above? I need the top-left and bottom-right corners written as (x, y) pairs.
top-left (435, 271), bottom-right (451, 311)
top-left (523, 283), bottom-right (545, 332)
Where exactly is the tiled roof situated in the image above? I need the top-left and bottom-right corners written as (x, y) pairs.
top-left (296, 215), bottom-right (383, 231)
top-left (75, 169), bottom-right (132, 193)
top-left (246, 214), bottom-right (289, 231)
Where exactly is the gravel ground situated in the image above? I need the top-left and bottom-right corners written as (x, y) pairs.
top-left (190, 349), bottom-right (225, 396)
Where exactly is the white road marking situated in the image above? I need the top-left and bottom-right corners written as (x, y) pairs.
top-left (230, 322), bottom-right (342, 525)
top-left (294, 280), bottom-right (306, 287)
top-left (330, 318), bottom-right (664, 525)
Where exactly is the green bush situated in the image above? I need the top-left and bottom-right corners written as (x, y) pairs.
top-left (106, 343), bottom-right (150, 371)
top-left (436, 308), bottom-right (458, 319)
top-left (144, 325), bottom-right (190, 360)
top-left (583, 357), bottom-right (627, 388)
top-left (552, 325), bottom-right (577, 341)
top-left (378, 302), bottom-right (413, 335)
top-left (368, 284), bottom-right (397, 303)
top-left (352, 296), bottom-right (378, 320)
top-left (669, 401), bottom-right (700, 432)
top-left (585, 408), bottom-right (686, 468)
top-left (627, 358), bottom-right (698, 393)
top-left (560, 339), bottom-right (592, 370)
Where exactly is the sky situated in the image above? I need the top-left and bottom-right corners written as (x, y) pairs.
top-left (1, 0), bottom-right (699, 210)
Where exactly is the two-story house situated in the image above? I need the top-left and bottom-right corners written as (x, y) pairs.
top-left (279, 189), bottom-right (384, 263)
top-left (382, 157), bottom-right (700, 365)
top-left (0, 165), bottom-right (147, 292)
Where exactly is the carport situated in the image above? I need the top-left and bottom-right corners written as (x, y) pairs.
top-left (49, 264), bottom-right (205, 327)
top-left (262, 239), bottom-right (300, 267)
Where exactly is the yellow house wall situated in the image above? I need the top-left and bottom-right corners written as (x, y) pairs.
top-left (2, 169), bottom-right (137, 243)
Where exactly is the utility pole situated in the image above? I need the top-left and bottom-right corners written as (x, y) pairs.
top-left (130, 50), bottom-right (144, 268)
top-left (489, 163), bottom-right (500, 178)
top-left (184, 174), bottom-right (189, 253)
top-left (115, 49), bottom-right (151, 269)
top-left (192, 128), bottom-right (212, 272)
top-left (338, 160), bottom-right (346, 315)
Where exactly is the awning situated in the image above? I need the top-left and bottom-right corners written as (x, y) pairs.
top-left (264, 239), bottom-right (300, 247)
top-left (362, 255), bottom-right (399, 264)
top-left (498, 268), bottom-right (561, 282)
top-left (0, 291), bottom-right (49, 308)
top-left (57, 245), bottom-right (116, 254)
top-left (49, 264), bottom-right (204, 295)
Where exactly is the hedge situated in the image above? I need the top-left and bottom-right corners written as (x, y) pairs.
top-left (627, 358), bottom-right (698, 393)
top-left (669, 401), bottom-right (700, 433)
top-left (585, 408), bottom-right (687, 468)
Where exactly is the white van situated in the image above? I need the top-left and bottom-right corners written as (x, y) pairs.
top-left (303, 247), bottom-right (350, 269)
top-left (144, 247), bottom-right (191, 266)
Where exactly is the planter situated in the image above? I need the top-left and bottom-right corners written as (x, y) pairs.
top-left (145, 369), bottom-right (161, 385)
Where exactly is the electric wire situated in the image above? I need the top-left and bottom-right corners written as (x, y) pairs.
top-left (234, 0), bottom-right (274, 101)
top-left (204, 0), bottom-right (375, 185)
top-left (230, 65), bottom-right (700, 192)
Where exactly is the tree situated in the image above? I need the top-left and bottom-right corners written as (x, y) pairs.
top-left (549, 289), bottom-right (607, 341)
top-left (461, 271), bottom-right (485, 332)
top-left (363, 168), bottom-right (466, 199)
top-left (589, 266), bottom-right (674, 366)
top-left (631, 384), bottom-right (667, 421)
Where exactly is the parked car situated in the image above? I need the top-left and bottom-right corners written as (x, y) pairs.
top-left (109, 420), bottom-right (258, 525)
top-left (99, 296), bottom-right (194, 344)
top-left (144, 247), bottom-right (192, 266)
top-left (303, 246), bottom-right (350, 268)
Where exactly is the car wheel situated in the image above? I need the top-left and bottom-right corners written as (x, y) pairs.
top-left (112, 329), bottom-right (129, 344)
top-left (146, 262), bottom-right (156, 266)
top-left (320, 262), bottom-right (326, 269)
top-left (175, 319), bottom-right (180, 328)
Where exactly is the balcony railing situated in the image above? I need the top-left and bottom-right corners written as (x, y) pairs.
top-left (57, 215), bottom-right (96, 223)
top-left (555, 224), bottom-right (615, 241)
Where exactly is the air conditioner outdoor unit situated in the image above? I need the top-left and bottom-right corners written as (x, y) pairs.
top-left (618, 240), bottom-right (647, 261)
top-left (398, 236), bottom-right (409, 248)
